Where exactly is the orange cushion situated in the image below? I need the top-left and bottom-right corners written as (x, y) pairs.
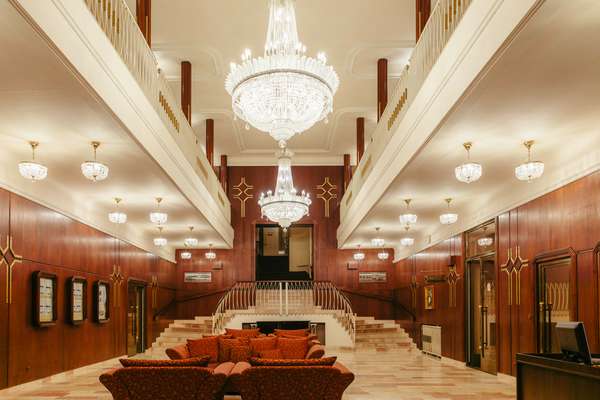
top-left (230, 345), bottom-right (252, 362)
top-left (225, 328), bottom-right (261, 338)
top-left (274, 328), bottom-right (309, 337)
top-left (258, 348), bottom-right (283, 359)
top-left (249, 336), bottom-right (278, 356)
top-left (119, 356), bottom-right (210, 367)
top-left (249, 356), bottom-right (337, 366)
top-left (218, 336), bottom-right (249, 362)
top-left (278, 337), bottom-right (309, 359)
top-left (187, 336), bottom-right (219, 362)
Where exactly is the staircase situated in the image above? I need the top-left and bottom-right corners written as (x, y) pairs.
top-left (353, 316), bottom-right (415, 351)
top-left (146, 317), bottom-right (213, 357)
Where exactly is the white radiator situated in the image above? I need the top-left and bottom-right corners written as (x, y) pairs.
top-left (421, 325), bottom-right (442, 358)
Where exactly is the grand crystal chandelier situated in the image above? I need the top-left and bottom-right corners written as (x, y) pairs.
top-left (225, 0), bottom-right (339, 146)
top-left (259, 148), bottom-right (311, 229)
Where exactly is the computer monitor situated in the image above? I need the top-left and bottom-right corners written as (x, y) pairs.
top-left (556, 321), bottom-right (593, 365)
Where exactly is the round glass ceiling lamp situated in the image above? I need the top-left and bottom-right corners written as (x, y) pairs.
top-left (153, 226), bottom-right (167, 247)
top-left (18, 141), bottom-right (48, 181)
top-left (205, 244), bottom-right (216, 260)
top-left (439, 198), bottom-right (459, 225)
top-left (258, 148), bottom-right (311, 229)
top-left (455, 142), bottom-right (482, 184)
top-left (184, 226), bottom-right (198, 247)
top-left (180, 251), bottom-right (192, 260)
top-left (515, 140), bottom-right (544, 182)
top-left (353, 245), bottom-right (365, 261)
top-left (225, 0), bottom-right (339, 147)
top-left (81, 141), bottom-right (109, 182)
top-left (399, 199), bottom-right (418, 226)
top-left (108, 198), bottom-right (127, 224)
top-left (149, 197), bottom-right (168, 225)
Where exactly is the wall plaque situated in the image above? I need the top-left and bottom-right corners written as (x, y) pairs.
top-left (33, 271), bottom-right (58, 327)
top-left (184, 272), bottom-right (212, 283)
top-left (358, 271), bottom-right (387, 283)
top-left (68, 276), bottom-right (87, 325)
top-left (94, 280), bottom-right (110, 323)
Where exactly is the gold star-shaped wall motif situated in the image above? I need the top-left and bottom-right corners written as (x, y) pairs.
top-left (315, 177), bottom-right (337, 218)
top-left (447, 265), bottom-right (461, 308)
top-left (501, 246), bottom-right (528, 306)
top-left (0, 235), bottom-right (22, 304)
top-left (233, 177), bottom-right (254, 218)
top-left (110, 265), bottom-right (124, 307)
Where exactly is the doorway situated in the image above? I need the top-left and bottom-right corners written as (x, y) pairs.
top-left (255, 224), bottom-right (313, 281)
top-left (127, 281), bottom-right (146, 356)
top-left (466, 221), bottom-right (497, 374)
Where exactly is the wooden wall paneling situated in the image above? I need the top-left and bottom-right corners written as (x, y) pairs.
top-left (496, 212), bottom-right (512, 375)
top-left (577, 250), bottom-right (597, 352)
top-left (0, 188), bottom-right (9, 388)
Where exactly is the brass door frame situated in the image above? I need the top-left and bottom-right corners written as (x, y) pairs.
top-left (126, 280), bottom-right (147, 356)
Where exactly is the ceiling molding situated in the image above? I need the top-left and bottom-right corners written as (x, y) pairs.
top-left (152, 42), bottom-right (224, 79)
top-left (344, 40), bottom-right (415, 79)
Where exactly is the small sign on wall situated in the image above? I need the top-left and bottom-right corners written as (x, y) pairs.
top-left (184, 272), bottom-right (212, 283)
top-left (358, 271), bottom-right (387, 283)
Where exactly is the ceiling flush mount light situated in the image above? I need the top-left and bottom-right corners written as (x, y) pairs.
top-left (455, 142), bottom-right (482, 184)
top-left (153, 226), bottom-right (167, 247)
top-left (149, 197), bottom-right (168, 225)
top-left (515, 140), bottom-right (544, 182)
top-left (225, 0), bottom-right (339, 147)
top-left (81, 141), bottom-right (109, 182)
top-left (258, 148), bottom-right (311, 230)
top-left (180, 251), bottom-right (192, 260)
top-left (400, 226), bottom-right (414, 247)
top-left (108, 198), bottom-right (127, 224)
top-left (353, 245), bottom-right (365, 261)
top-left (439, 198), bottom-right (459, 225)
top-left (205, 244), bottom-right (216, 260)
top-left (18, 141), bottom-right (48, 181)
top-left (371, 227), bottom-right (385, 248)
top-left (184, 226), bottom-right (199, 247)
top-left (399, 199), bottom-right (418, 226)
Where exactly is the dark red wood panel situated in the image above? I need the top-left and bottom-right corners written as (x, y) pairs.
top-left (0, 187), bottom-right (9, 388)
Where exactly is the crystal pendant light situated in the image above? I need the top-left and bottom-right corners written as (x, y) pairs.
top-left (18, 141), bottom-right (48, 181)
top-left (258, 148), bottom-right (311, 229)
top-left (399, 199), bottom-right (417, 226)
top-left (205, 244), bottom-right (216, 260)
top-left (153, 226), bottom-right (167, 247)
top-left (439, 198), bottom-right (459, 225)
top-left (108, 198), bottom-right (127, 224)
top-left (455, 142), bottom-right (482, 184)
top-left (225, 0), bottom-right (339, 147)
top-left (371, 227), bottom-right (385, 248)
top-left (400, 226), bottom-right (414, 247)
top-left (184, 226), bottom-right (198, 247)
top-left (81, 141), bottom-right (109, 182)
top-left (515, 140), bottom-right (544, 182)
top-left (377, 251), bottom-right (389, 261)
top-left (353, 245), bottom-right (365, 261)
top-left (149, 197), bottom-right (168, 225)
top-left (478, 237), bottom-right (493, 247)
top-left (180, 251), bottom-right (192, 260)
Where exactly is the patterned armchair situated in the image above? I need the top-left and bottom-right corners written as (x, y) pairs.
top-left (99, 364), bottom-right (232, 400)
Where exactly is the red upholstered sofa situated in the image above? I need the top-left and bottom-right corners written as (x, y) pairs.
top-left (99, 362), bottom-right (233, 400)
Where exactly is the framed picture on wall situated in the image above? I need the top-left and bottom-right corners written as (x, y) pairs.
top-left (33, 271), bottom-right (58, 327)
top-left (347, 261), bottom-right (358, 270)
top-left (184, 272), bottom-right (212, 283)
top-left (424, 285), bottom-right (435, 310)
top-left (212, 261), bottom-right (223, 270)
top-left (358, 271), bottom-right (387, 283)
top-left (93, 280), bottom-right (110, 323)
top-left (68, 276), bottom-right (87, 325)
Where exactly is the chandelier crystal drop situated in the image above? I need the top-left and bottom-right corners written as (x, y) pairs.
top-left (515, 140), bottom-right (544, 182)
top-left (81, 141), bottom-right (109, 182)
top-left (258, 148), bottom-right (311, 229)
top-left (149, 197), bottom-right (168, 225)
top-left (108, 198), bottom-right (127, 224)
top-left (180, 251), bottom-right (192, 260)
top-left (153, 226), bottom-right (167, 247)
top-left (18, 141), bottom-right (48, 181)
top-left (439, 198), bottom-right (458, 225)
top-left (399, 199), bottom-right (417, 226)
top-left (477, 237), bottom-right (494, 247)
top-left (184, 226), bottom-right (198, 247)
top-left (353, 245), bottom-right (365, 261)
top-left (205, 244), bottom-right (216, 260)
top-left (455, 142), bottom-right (482, 184)
top-left (225, 0), bottom-right (339, 146)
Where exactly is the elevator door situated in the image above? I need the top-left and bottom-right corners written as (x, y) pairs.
top-left (127, 283), bottom-right (145, 356)
top-left (467, 255), bottom-right (497, 374)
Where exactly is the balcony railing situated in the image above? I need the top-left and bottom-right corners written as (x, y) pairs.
top-left (341, 0), bottom-right (473, 218)
top-left (83, 0), bottom-right (230, 218)
top-left (212, 281), bottom-right (356, 344)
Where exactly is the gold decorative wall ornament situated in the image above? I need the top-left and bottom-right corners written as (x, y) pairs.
top-left (0, 235), bottom-right (22, 304)
top-left (501, 246), bottom-right (528, 306)
top-left (233, 177), bottom-right (254, 218)
top-left (109, 265), bottom-right (124, 307)
top-left (447, 265), bottom-right (461, 308)
top-left (150, 276), bottom-right (159, 309)
top-left (315, 177), bottom-right (337, 218)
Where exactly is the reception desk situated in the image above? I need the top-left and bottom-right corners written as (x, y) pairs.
top-left (517, 353), bottom-right (600, 399)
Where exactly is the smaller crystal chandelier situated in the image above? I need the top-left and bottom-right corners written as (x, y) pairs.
top-left (439, 198), bottom-right (459, 225)
top-left (108, 198), bottom-right (127, 224)
top-left (18, 141), bottom-right (48, 181)
top-left (377, 251), bottom-right (389, 261)
top-left (515, 140), bottom-right (544, 182)
top-left (400, 226), bottom-right (414, 247)
top-left (455, 142), bottom-right (482, 184)
top-left (371, 227), bottom-right (385, 248)
top-left (81, 141), bottom-right (109, 182)
top-left (205, 244), bottom-right (216, 260)
top-left (353, 245), bottom-right (365, 261)
top-left (149, 197), bottom-right (168, 225)
top-left (180, 251), bottom-right (192, 260)
top-left (153, 226), bottom-right (167, 247)
top-left (399, 199), bottom-right (418, 226)
top-left (184, 226), bottom-right (198, 247)
top-left (258, 148), bottom-right (311, 229)
top-left (478, 237), bottom-right (494, 247)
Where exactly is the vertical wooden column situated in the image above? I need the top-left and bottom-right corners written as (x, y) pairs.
top-left (343, 154), bottom-right (352, 192)
top-left (220, 155), bottom-right (228, 193)
top-left (356, 117), bottom-right (365, 164)
top-left (136, 0), bottom-right (151, 46)
top-left (377, 59), bottom-right (388, 122)
top-left (416, 0), bottom-right (432, 41)
top-left (181, 61), bottom-right (192, 123)
top-left (205, 119), bottom-right (214, 167)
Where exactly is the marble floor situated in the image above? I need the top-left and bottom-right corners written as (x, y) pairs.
top-left (0, 348), bottom-right (516, 399)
